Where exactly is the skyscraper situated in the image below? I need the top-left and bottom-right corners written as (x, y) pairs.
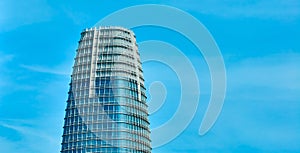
top-left (61, 26), bottom-right (151, 153)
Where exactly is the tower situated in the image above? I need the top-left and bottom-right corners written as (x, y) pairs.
top-left (61, 26), bottom-right (151, 153)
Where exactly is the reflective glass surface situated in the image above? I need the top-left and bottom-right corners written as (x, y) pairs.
top-left (61, 27), bottom-right (151, 153)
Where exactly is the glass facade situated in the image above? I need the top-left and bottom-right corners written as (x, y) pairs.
top-left (61, 27), bottom-right (151, 153)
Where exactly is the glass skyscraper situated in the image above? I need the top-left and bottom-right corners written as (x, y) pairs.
top-left (61, 26), bottom-right (151, 153)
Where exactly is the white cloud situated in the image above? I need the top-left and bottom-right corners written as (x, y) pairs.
top-left (0, 120), bottom-right (57, 143)
top-left (62, 7), bottom-right (90, 25)
top-left (0, 0), bottom-right (53, 32)
top-left (0, 119), bottom-right (60, 153)
top-left (229, 52), bottom-right (300, 87)
top-left (0, 137), bottom-right (28, 153)
top-left (170, 0), bottom-right (300, 20)
top-left (226, 52), bottom-right (300, 100)
top-left (20, 64), bottom-right (70, 76)
top-left (0, 54), bottom-right (13, 64)
top-left (0, 52), bottom-right (14, 96)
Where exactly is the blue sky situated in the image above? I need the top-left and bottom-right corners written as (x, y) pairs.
top-left (0, 0), bottom-right (300, 152)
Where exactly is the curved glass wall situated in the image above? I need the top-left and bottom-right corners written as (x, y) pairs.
top-left (61, 27), bottom-right (151, 153)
